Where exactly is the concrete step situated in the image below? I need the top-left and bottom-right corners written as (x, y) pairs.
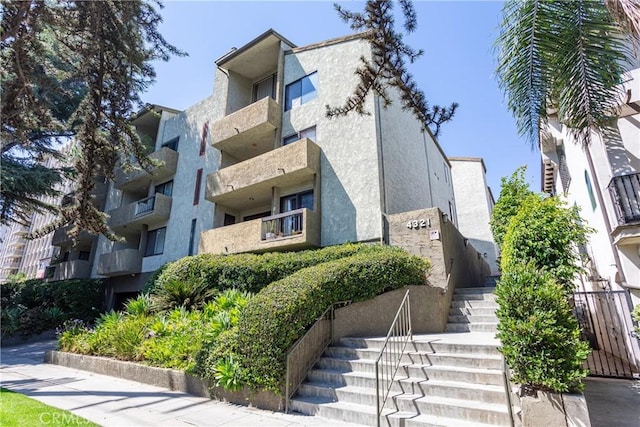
top-left (290, 393), bottom-right (511, 426)
top-left (298, 379), bottom-right (511, 406)
top-left (450, 300), bottom-right (499, 309)
top-left (445, 323), bottom-right (498, 333)
top-left (449, 307), bottom-right (497, 317)
top-left (339, 335), bottom-right (501, 357)
top-left (307, 365), bottom-right (503, 388)
top-left (454, 287), bottom-right (496, 294)
top-left (452, 293), bottom-right (496, 302)
top-left (448, 315), bottom-right (498, 324)
top-left (323, 348), bottom-right (502, 370)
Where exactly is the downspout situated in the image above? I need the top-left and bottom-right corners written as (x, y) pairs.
top-left (585, 136), bottom-right (628, 288)
top-left (374, 95), bottom-right (388, 244)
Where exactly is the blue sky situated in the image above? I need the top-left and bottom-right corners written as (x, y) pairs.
top-left (144, 0), bottom-right (542, 195)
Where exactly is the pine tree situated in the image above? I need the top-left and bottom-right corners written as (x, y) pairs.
top-left (327, 0), bottom-right (458, 137)
top-left (0, 0), bottom-right (184, 239)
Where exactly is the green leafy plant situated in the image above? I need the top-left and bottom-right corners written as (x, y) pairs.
top-left (213, 355), bottom-right (245, 391)
top-left (501, 194), bottom-right (592, 289)
top-left (44, 306), bottom-right (67, 324)
top-left (496, 262), bottom-right (589, 393)
top-left (633, 304), bottom-right (640, 336)
top-left (489, 166), bottom-right (535, 248)
top-left (151, 278), bottom-right (216, 312)
top-left (124, 294), bottom-right (152, 316)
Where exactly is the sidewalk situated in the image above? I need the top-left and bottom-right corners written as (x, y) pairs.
top-left (0, 340), bottom-right (360, 427)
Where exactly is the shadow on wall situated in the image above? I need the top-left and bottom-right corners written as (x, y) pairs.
top-left (319, 152), bottom-right (357, 246)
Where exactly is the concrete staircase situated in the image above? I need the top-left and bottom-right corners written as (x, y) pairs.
top-left (289, 287), bottom-right (517, 426)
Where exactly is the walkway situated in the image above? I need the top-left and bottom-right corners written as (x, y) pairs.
top-left (0, 340), bottom-right (361, 427)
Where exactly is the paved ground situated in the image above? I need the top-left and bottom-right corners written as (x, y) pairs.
top-left (2, 339), bottom-right (639, 427)
top-left (0, 340), bottom-right (361, 427)
top-left (583, 377), bottom-right (640, 427)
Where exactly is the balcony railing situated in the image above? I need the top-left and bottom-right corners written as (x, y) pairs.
top-left (261, 209), bottom-right (305, 240)
top-left (199, 208), bottom-right (320, 255)
top-left (108, 193), bottom-right (172, 233)
top-left (608, 173), bottom-right (640, 225)
top-left (97, 248), bottom-right (143, 276)
top-left (134, 195), bottom-right (156, 217)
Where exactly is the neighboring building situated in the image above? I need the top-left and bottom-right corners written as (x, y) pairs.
top-left (199, 30), bottom-right (457, 255)
top-left (540, 67), bottom-right (640, 302)
top-left (0, 222), bottom-right (30, 282)
top-left (449, 157), bottom-right (499, 275)
top-left (90, 100), bottom-right (216, 307)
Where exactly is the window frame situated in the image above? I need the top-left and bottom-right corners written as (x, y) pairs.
top-left (284, 72), bottom-right (318, 111)
top-left (145, 227), bottom-right (166, 257)
top-left (193, 168), bottom-right (203, 205)
top-left (283, 126), bottom-right (316, 146)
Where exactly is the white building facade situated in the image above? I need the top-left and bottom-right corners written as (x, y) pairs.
top-left (540, 67), bottom-right (640, 302)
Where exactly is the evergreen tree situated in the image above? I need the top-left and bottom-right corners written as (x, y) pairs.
top-left (328, 0), bottom-right (458, 137)
top-left (1, 0), bottom-right (184, 238)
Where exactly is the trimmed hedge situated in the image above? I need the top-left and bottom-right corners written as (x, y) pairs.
top-left (496, 263), bottom-right (589, 392)
top-left (501, 195), bottom-right (591, 288)
top-left (146, 243), bottom-right (390, 296)
top-left (236, 247), bottom-right (429, 391)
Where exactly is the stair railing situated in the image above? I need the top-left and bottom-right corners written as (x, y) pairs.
top-left (501, 355), bottom-right (516, 427)
top-left (285, 301), bottom-right (350, 413)
top-left (375, 290), bottom-right (412, 427)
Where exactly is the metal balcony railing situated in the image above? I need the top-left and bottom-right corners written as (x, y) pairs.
top-left (134, 195), bottom-right (156, 217)
top-left (261, 209), bottom-right (305, 240)
top-left (608, 173), bottom-right (640, 225)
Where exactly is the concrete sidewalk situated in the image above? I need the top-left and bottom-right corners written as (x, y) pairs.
top-left (0, 340), bottom-right (361, 427)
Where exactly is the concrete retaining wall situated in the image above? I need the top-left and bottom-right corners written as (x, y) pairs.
top-left (45, 350), bottom-right (284, 411)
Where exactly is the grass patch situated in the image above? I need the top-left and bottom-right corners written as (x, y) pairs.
top-left (0, 388), bottom-right (98, 427)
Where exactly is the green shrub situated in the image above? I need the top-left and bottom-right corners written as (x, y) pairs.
top-left (0, 278), bottom-right (105, 338)
top-left (501, 195), bottom-right (591, 289)
top-left (142, 263), bottom-right (169, 294)
top-left (151, 243), bottom-right (388, 298)
top-left (633, 303), bottom-right (640, 336)
top-left (151, 278), bottom-right (217, 312)
top-left (124, 294), bottom-right (152, 316)
top-left (236, 247), bottom-right (429, 391)
top-left (496, 262), bottom-right (589, 393)
top-left (490, 166), bottom-right (535, 248)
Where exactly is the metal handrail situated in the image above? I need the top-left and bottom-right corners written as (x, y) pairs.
top-left (375, 290), bottom-right (412, 427)
top-left (285, 300), bottom-right (350, 413)
top-left (501, 355), bottom-right (515, 427)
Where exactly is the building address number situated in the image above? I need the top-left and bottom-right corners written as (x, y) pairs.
top-left (406, 219), bottom-right (430, 229)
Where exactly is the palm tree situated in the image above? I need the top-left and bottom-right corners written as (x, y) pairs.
top-left (495, 0), bottom-right (639, 147)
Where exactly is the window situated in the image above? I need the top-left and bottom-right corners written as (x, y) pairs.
top-left (224, 214), bottom-right (236, 226)
top-left (285, 72), bottom-right (318, 111)
top-left (280, 190), bottom-right (314, 212)
top-left (193, 168), bottom-right (203, 205)
top-left (199, 122), bottom-right (209, 156)
top-left (585, 170), bottom-right (597, 211)
top-left (243, 211), bottom-right (271, 221)
top-left (145, 227), bottom-right (166, 257)
top-left (155, 180), bottom-right (173, 197)
top-left (188, 219), bottom-right (197, 256)
top-left (162, 137), bottom-right (179, 151)
top-left (283, 126), bottom-right (316, 146)
top-left (253, 74), bottom-right (276, 102)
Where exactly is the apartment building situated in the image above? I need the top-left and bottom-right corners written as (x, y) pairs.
top-left (90, 99), bottom-right (217, 306)
top-left (540, 67), bottom-right (640, 301)
top-left (449, 157), bottom-right (499, 275)
top-left (0, 148), bottom-right (81, 283)
top-left (199, 30), bottom-right (457, 255)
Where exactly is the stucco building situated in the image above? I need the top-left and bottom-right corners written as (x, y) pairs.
top-left (449, 157), bottom-right (499, 275)
top-left (199, 30), bottom-right (457, 255)
top-left (540, 66), bottom-right (640, 301)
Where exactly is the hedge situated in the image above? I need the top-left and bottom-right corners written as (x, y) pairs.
top-left (146, 243), bottom-right (390, 295)
top-left (236, 247), bottom-right (429, 391)
top-left (496, 263), bottom-right (589, 392)
top-left (1, 278), bottom-right (105, 337)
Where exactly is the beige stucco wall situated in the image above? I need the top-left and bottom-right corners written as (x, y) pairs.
top-left (284, 38), bottom-right (383, 246)
top-left (385, 207), bottom-right (490, 331)
top-left (450, 158), bottom-right (499, 275)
